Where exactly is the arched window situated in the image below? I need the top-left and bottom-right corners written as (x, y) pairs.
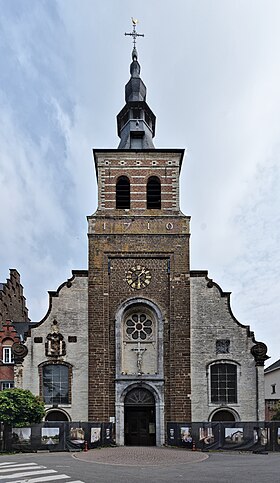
top-left (211, 409), bottom-right (236, 422)
top-left (41, 364), bottom-right (70, 405)
top-left (45, 409), bottom-right (70, 421)
top-left (116, 176), bottom-right (130, 209)
top-left (125, 388), bottom-right (155, 406)
top-left (122, 305), bottom-right (157, 375)
top-left (210, 362), bottom-right (237, 404)
top-left (147, 176), bottom-right (161, 209)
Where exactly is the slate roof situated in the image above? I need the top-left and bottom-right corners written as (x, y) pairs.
top-left (264, 358), bottom-right (280, 373)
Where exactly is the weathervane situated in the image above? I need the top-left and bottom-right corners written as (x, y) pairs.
top-left (125, 17), bottom-right (144, 49)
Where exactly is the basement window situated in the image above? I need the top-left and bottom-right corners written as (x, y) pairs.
top-left (116, 176), bottom-right (130, 209)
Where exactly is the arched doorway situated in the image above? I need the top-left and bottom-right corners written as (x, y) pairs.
top-left (211, 409), bottom-right (236, 422)
top-left (45, 409), bottom-right (70, 422)
top-left (124, 388), bottom-right (156, 446)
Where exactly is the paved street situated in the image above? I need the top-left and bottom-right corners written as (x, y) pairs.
top-left (0, 448), bottom-right (279, 482)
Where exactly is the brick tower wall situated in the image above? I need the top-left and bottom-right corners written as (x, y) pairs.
top-left (88, 150), bottom-right (191, 422)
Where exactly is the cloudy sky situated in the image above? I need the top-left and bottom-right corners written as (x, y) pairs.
top-left (0, 0), bottom-right (279, 366)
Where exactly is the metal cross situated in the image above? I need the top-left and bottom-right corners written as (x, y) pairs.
top-left (131, 341), bottom-right (146, 375)
top-left (125, 18), bottom-right (144, 48)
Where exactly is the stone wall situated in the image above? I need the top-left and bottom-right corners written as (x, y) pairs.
top-left (23, 271), bottom-right (88, 421)
top-left (190, 271), bottom-right (264, 421)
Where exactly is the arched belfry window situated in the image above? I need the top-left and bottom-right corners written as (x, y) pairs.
top-left (147, 176), bottom-right (161, 209)
top-left (116, 176), bottom-right (130, 209)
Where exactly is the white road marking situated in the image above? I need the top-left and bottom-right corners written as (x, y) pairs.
top-left (0, 461), bottom-right (85, 483)
top-left (0, 469), bottom-right (57, 479)
top-left (12, 476), bottom-right (70, 483)
top-left (0, 465), bottom-right (45, 473)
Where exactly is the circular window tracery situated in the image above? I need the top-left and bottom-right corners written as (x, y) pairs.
top-left (125, 313), bottom-right (153, 340)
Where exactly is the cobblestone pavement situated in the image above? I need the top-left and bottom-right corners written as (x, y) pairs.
top-left (74, 446), bottom-right (208, 466)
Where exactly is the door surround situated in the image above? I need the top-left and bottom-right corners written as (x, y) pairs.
top-left (115, 298), bottom-right (165, 446)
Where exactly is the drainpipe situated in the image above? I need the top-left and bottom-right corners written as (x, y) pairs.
top-left (251, 342), bottom-right (269, 422)
top-left (256, 366), bottom-right (259, 421)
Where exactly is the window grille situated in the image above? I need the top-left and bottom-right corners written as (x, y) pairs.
top-left (43, 365), bottom-right (69, 405)
top-left (216, 339), bottom-right (230, 354)
top-left (210, 363), bottom-right (237, 404)
top-left (125, 388), bottom-right (154, 406)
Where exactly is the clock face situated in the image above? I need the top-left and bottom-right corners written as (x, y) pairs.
top-left (126, 265), bottom-right (151, 290)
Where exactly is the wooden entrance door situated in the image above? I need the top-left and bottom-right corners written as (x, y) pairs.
top-left (125, 407), bottom-right (156, 446)
top-left (124, 387), bottom-right (156, 446)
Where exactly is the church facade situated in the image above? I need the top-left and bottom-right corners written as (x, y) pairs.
top-left (21, 27), bottom-right (268, 446)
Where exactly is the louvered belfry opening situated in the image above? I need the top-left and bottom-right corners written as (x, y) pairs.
top-left (116, 176), bottom-right (130, 209)
top-left (147, 176), bottom-right (161, 209)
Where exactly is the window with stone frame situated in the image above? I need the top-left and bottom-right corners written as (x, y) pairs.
top-left (216, 339), bottom-right (230, 354)
top-left (122, 306), bottom-right (157, 375)
top-left (210, 362), bottom-right (237, 404)
top-left (41, 364), bottom-right (71, 405)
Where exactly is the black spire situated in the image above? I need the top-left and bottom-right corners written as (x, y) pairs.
top-left (117, 19), bottom-right (156, 149)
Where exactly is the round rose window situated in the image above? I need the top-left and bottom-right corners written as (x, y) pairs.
top-left (125, 313), bottom-right (153, 340)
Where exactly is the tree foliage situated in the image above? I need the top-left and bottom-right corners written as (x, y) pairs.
top-left (0, 388), bottom-right (45, 427)
top-left (271, 401), bottom-right (280, 421)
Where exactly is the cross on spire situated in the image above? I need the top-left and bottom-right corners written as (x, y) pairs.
top-left (125, 18), bottom-right (144, 49)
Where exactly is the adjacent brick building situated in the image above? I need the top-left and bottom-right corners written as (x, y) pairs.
top-left (0, 269), bottom-right (29, 324)
top-left (0, 269), bottom-right (30, 390)
top-left (21, 29), bottom-right (268, 445)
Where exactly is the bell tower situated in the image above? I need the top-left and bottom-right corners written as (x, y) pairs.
top-left (88, 20), bottom-right (191, 445)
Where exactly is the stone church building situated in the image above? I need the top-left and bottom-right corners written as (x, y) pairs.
top-left (20, 28), bottom-right (268, 446)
